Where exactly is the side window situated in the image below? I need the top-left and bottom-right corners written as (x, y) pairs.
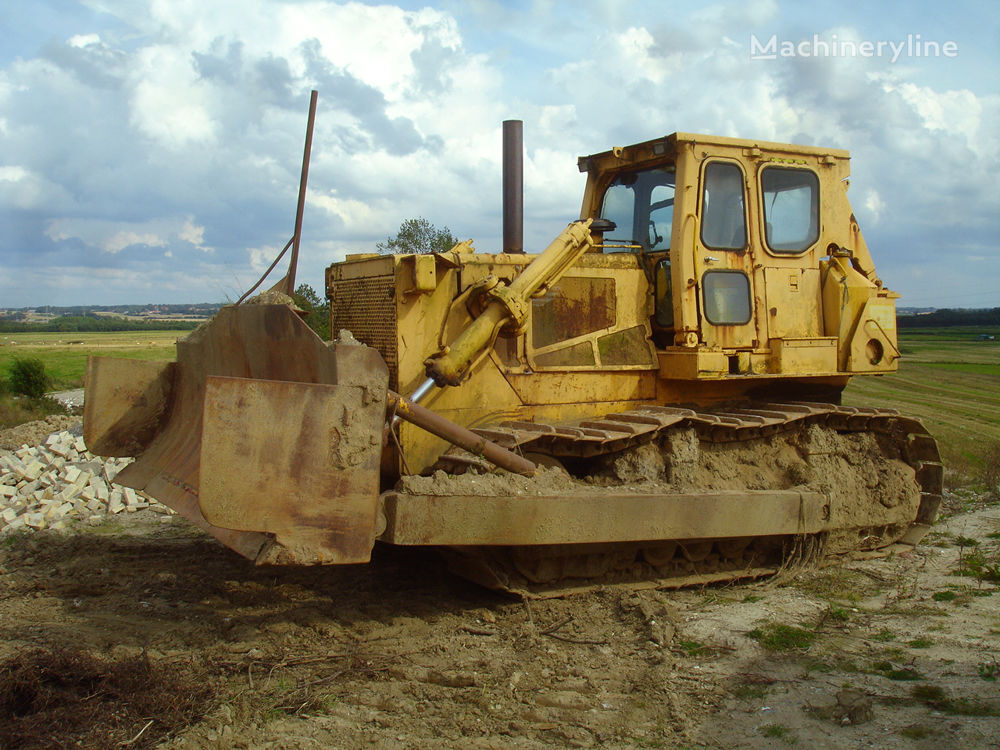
top-left (701, 162), bottom-right (746, 250)
top-left (600, 180), bottom-right (635, 250)
top-left (761, 167), bottom-right (820, 253)
top-left (599, 168), bottom-right (675, 253)
top-left (702, 270), bottom-right (751, 325)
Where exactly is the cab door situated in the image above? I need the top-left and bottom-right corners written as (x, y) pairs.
top-left (695, 160), bottom-right (758, 352)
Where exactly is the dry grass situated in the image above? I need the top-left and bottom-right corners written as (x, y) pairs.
top-left (0, 647), bottom-right (214, 749)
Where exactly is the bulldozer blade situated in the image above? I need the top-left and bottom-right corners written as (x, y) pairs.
top-left (199, 375), bottom-right (384, 564)
top-left (83, 357), bottom-right (175, 457)
top-left (91, 303), bottom-right (388, 565)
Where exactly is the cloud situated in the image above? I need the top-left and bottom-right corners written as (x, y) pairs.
top-left (44, 216), bottom-right (212, 255)
top-left (0, 1), bottom-right (996, 309)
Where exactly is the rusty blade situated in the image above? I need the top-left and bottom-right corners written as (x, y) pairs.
top-left (84, 357), bottom-right (175, 457)
top-left (111, 303), bottom-right (389, 564)
top-left (200, 376), bottom-right (384, 564)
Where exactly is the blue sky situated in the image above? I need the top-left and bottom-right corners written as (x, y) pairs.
top-left (1, 0), bottom-right (997, 308)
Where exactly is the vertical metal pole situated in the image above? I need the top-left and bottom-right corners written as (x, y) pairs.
top-left (502, 120), bottom-right (524, 254)
top-left (284, 89), bottom-right (319, 295)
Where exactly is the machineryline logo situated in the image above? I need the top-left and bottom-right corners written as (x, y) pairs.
top-left (750, 33), bottom-right (958, 62)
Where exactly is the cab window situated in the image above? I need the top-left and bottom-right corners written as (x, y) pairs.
top-left (761, 167), bottom-right (819, 253)
top-left (700, 162), bottom-right (746, 250)
top-left (702, 270), bottom-right (751, 325)
top-left (599, 168), bottom-right (675, 252)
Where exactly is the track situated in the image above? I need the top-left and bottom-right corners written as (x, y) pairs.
top-left (434, 402), bottom-right (942, 596)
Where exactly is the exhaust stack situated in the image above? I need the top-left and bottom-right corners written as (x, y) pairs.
top-left (502, 120), bottom-right (523, 254)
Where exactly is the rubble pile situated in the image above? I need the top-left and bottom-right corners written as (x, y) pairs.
top-left (0, 431), bottom-right (173, 534)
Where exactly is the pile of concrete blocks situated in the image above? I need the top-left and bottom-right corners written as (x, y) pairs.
top-left (0, 430), bottom-right (174, 534)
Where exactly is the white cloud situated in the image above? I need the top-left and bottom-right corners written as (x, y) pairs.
top-left (864, 189), bottom-right (886, 224)
top-left (129, 45), bottom-right (217, 148)
top-left (0, 1), bottom-right (996, 308)
top-left (44, 216), bottom-right (212, 255)
top-left (68, 33), bottom-right (101, 48)
top-left (179, 217), bottom-right (212, 252)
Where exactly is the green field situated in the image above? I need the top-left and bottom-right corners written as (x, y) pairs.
top-left (844, 328), bottom-right (1000, 481)
top-left (0, 331), bottom-right (181, 390)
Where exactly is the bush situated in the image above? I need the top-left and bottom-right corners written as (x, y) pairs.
top-left (7, 357), bottom-right (52, 398)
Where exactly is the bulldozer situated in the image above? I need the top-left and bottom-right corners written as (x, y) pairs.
top-left (84, 116), bottom-right (942, 595)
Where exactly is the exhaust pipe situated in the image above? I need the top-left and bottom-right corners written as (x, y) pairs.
top-left (502, 120), bottom-right (523, 254)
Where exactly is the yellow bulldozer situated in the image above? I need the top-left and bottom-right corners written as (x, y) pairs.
top-left (84, 116), bottom-right (941, 595)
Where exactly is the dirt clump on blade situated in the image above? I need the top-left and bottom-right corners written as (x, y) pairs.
top-left (0, 647), bottom-right (214, 749)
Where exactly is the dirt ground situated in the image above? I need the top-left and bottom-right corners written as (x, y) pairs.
top-left (2, 433), bottom-right (999, 748)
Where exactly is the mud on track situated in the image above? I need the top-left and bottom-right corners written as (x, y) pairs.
top-left (2, 497), bottom-right (999, 749)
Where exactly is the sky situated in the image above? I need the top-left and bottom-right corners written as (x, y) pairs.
top-left (0, 0), bottom-right (997, 309)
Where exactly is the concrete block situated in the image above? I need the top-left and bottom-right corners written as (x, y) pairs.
top-left (0, 485), bottom-right (15, 499)
top-left (108, 489), bottom-right (125, 514)
top-left (20, 460), bottom-right (45, 481)
top-left (2, 508), bottom-right (18, 522)
top-left (74, 437), bottom-right (87, 453)
top-left (63, 466), bottom-right (82, 484)
top-left (23, 512), bottom-right (45, 529)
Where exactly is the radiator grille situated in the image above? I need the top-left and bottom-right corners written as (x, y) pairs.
top-left (331, 275), bottom-right (398, 389)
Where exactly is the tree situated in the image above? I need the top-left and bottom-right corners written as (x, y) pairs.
top-left (376, 217), bottom-right (458, 255)
top-left (292, 283), bottom-right (331, 340)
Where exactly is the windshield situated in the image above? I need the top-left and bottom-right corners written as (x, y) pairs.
top-left (599, 167), bottom-right (675, 253)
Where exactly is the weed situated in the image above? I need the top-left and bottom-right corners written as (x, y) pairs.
top-left (732, 684), bottom-right (770, 700)
top-left (987, 532), bottom-right (1000, 540)
top-left (911, 683), bottom-right (945, 701)
top-left (953, 548), bottom-right (1000, 584)
top-left (955, 536), bottom-right (980, 549)
top-left (871, 629), bottom-right (896, 642)
top-left (760, 723), bottom-right (796, 743)
top-left (882, 603), bottom-right (948, 617)
top-left (743, 594), bottom-right (763, 603)
top-left (678, 640), bottom-right (712, 657)
top-left (794, 568), bottom-right (880, 603)
top-left (932, 590), bottom-right (957, 601)
top-left (909, 683), bottom-right (1000, 716)
top-left (940, 698), bottom-right (1000, 717)
top-left (907, 637), bottom-right (933, 649)
top-left (871, 660), bottom-right (922, 681)
top-left (747, 623), bottom-right (817, 651)
top-left (978, 661), bottom-right (999, 681)
top-left (0, 392), bottom-right (66, 429)
top-left (827, 606), bottom-right (851, 622)
top-left (899, 724), bottom-right (935, 739)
